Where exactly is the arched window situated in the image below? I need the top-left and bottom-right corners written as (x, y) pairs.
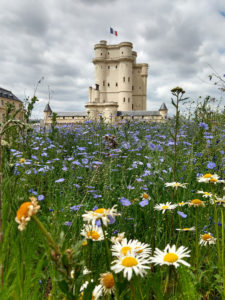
top-left (123, 98), bottom-right (125, 102)
top-left (115, 83), bottom-right (118, 87)
top-left (103, 81), bottom-right (105, 86)
top-left (123, 77), bottom-right (125, 82)
top-left (108, 83), bottom-right (110, 87)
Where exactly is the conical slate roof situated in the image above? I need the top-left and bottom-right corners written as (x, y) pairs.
top-left (159, 103), bottom-right (168, 111)
top-left (44, 103), bottom-right (52, 112)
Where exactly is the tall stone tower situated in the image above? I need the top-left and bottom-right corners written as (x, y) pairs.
top-left (85, 40), bottom-right (148, 122)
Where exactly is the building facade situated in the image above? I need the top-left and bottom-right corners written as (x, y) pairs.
top-left (44, 40), bottom-right (168, 126)
top-left (0, 87), bottom-right (24, 123)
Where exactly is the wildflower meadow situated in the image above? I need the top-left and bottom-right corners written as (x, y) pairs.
top-left (1, 88), bottom-right (225, 299)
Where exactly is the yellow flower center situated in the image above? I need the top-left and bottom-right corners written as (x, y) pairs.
top-left (163, 253), bottom-right (178, 263)
top-left (102, 273), bottom-right (115, 289)
top-left (174, 183), bottom-right (181, 186)
top-left (135, 246), bottom-right (143, 253)
top-left (94, 208), bottom-right (106, 214)
top-left (121, 257), bottom-right (138, 267)
top-left (121, 246), bottom-right (131, 255)
top-left (204, 192), bottom-right (211, 196)
top-left (191, 199), bottom-right (203, 205)
top-left (82, 240), bottom-right (88, 246)
top-left (179, 202), bottom-right (184, 205)
top-left (142, 193), bottom-right (149, 199)
top-left (87, 231), bottom-right (100, 240)
top-left (203, 174), bottom-right (212, 178)
top-left (210, 178), bottom-right (218, 183)
top-left (20, 158), bottom-right (25, 163)
top-left (202, 233), bottom-right (212, 241)
top-left (183, 228), bottom-right (190, 231)
top-left (16, 202), bottom-right (32, 221)
top-left (162, 205), bottom-right (169, 210)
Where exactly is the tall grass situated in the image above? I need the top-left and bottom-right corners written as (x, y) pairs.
top-left (0, 95), bottom-right (225, 299)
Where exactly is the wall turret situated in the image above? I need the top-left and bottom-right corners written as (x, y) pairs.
top-left (159, 103), bottom-right (168, 119)
top-left (44, 103), bottom-right (52, 124)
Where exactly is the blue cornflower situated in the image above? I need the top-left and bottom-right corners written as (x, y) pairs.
top-left (199, 122), bottom-right (209, 130)
top-left (55, 178), bottom-right (65, 183)
top-left (64, 221), bottom-right (72, 226)
top-left (127, 185), bottom-right (135, 190)
top-left (139, 199), bottom-right (149, 207)
top-left (120, 197), bottom-right (131, 206)
top-left (207, 162), bottom-right (216, 169)
top-left (38, 195), bottom-right (45, 201)
top-left (70, 205), bottom-right (83, 211)
top-left (177, 211), bottom-right (187, 218)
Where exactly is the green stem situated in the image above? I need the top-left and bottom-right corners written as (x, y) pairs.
top-left (195, 209), bottom-right (199, 270)
top-left (212, 193), bottom-right (221, 266)
top-left (100, 220), bottom-right (111, 270)
top-left (130, 279), bottom-right (137, 300)
top-left (32, 215), bottom-right (60, 255)
top-left (221, 208), bottom-right (225, 297)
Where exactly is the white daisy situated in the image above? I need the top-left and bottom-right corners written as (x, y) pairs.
top-left (188, 199), bottom-right (205, 207)
top-left (80, 224), bottom-right (104, 241)
top-left (150, 244), bottom-right (191, 268)
top-left (111, 232), bottom-right (125, 244)
top-left (165, 182), bottom-right (187, 189)
top-left (15, 196), bottom-right (40, 231)
top-left (80, 279), bottom-right (93, 292)
top-left (197, 191), bottom-right (213, 198)
top-left (177, 201), bottom-right (188, 207)
top-left (154, 202), bottom-right (177, 214)
top-left (82, 205), bottom-right (121, 226)
top-left (199, 233), bottom-right (216, 246)
top-left (197, 173), bottom-right (224, 184)
top-left (111, 238), bottom-right (151, 258)
top-left (99, 272), bottom-right (115, 295)
top-left (111, 251), bottom-right (151, 281)
top-left (215, 196), bottom-right (225, 207)
top-left (176, 226), bottom-right (195, 232)
top-left (92, 284), bottom-right (102, 299)
top-left (141, 192), bottom-right (151, 200)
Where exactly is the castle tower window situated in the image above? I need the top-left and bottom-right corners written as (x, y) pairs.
top-left (103, 80), bottom-right (105, 86)
top-left (101, 53), bottom-right (102, 56)
top-left (128, 98), bottom-right (130, 103)
top-left (123, 77), bottom-right (125, 82)
top-left (132, 104), bottom-right (134, 109)
top-left (115, 82), bottom-right (118, 87)
top-left (128, 77), bottom-right (130, 82)
top-left (63, 117), bottom-right (65, 120)
top-left (116, 65), bottom-right (117, 69)
top-left (123, 98), bottom-right (125, 102)
top-left (122, 51), bottom-right (123, 54)
top-left (132, 86), bottom-right (134, 90)
top-left (108, 52), bottom-right (110, 55)
top-left (108, 66), bottom-right (110, 69)
top-left (108, 83), bottom-right (110, 87)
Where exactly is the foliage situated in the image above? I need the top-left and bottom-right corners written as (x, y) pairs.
top-left (1, 91), bottom-right (225, 299)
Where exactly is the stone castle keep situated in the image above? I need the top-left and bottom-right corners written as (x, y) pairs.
top-left (44, 40), bottom-right (168, 125)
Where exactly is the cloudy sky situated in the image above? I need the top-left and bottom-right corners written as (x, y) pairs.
top-left (0, 0), bottom-right (225, 119)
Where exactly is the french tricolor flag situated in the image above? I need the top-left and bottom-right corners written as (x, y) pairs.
top-left (110, 27), bottom-right (118, 36)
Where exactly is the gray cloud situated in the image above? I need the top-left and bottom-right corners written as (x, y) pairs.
top-left (0, 0), bottom-right (225, 119)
